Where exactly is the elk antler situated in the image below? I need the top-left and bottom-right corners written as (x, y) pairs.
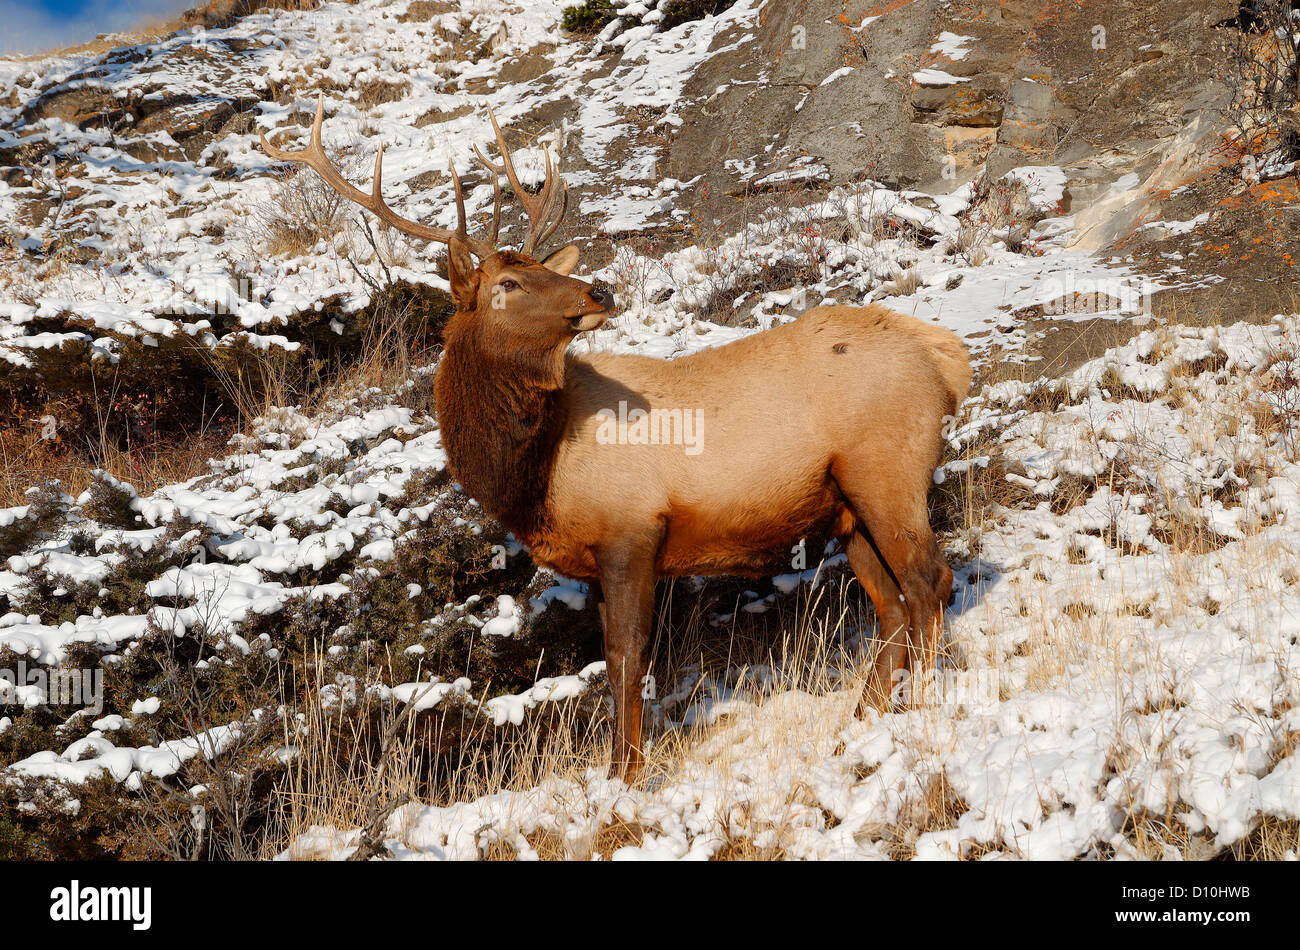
top-left (260, 93), bottom-right (501, 259)
top-left (472, 105), bottom-right (569, 257)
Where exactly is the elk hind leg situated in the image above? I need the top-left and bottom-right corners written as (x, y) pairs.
top-left (837, 485), bottom-right (945, 706)
top-left (842, 528), bottom-right (911, 714)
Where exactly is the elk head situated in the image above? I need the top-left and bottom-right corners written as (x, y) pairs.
top-left (259, 95), bottom-right (615, 350)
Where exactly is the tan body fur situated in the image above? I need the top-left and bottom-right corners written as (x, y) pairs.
top-left (532, 306), bottom-right (971, 583)
top-left (433, 250), bottom-right (972, 780)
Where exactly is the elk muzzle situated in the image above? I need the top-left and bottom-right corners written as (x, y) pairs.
top-left (570, 283), bottom-right (616, 332)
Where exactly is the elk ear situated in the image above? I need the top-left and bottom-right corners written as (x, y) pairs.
top-left (541, 244), bottom-right (580, 276)
top-left (446, 236), bottom-right (480, 311)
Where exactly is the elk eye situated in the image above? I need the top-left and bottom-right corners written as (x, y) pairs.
top-left (499, 279), bottom-right (519, 292)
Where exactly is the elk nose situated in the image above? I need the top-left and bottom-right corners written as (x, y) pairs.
top-left (588, 285), bottom-right (615, 312)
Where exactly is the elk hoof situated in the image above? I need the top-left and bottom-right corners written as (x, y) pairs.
top-left (607, 759), bottom-right (644, 784)
top-left (854, 690), bottom-right (890, 720)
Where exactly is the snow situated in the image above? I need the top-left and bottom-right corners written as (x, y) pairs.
top-left (264, 313), bottom-right (1300, 860)
top-left (930, 32), bottom-right (975, 61)
top-left (0, 0), bottom-right (766, 365)
top-left (1003, 165), bottom-right (1069, 215)
top-left (480, 594), bottom-right (521, 637)
top-left (10, 296), bottom-right (1300, 858)
top-left (0, 0), bottom-right (1187, 376)
top-left (11, 721), bottom-right (244, 785)
top-left (912, 69), bottom-right (971, 87)
top-left (1140, 212), bottom-right (1211, 237)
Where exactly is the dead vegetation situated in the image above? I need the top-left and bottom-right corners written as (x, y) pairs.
top-left (1214, 0), bottom-right (1300, 173)
top-left (251, 156), bottom-right (358, 258)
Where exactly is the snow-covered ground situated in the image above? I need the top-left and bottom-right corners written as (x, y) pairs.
top-left (0, 0), bottom-right (1189, 371)
top-left (6, 291), bottom-right (1300, 859)
top-left (0, 0), bottom-right (772, 362)
top-left (280, 315), bottom-right (1300, 860)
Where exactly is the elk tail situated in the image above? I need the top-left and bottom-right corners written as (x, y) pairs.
top-left (908, 320), bottom-right (973, 410)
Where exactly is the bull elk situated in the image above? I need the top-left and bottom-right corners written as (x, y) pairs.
top-left (262, 98), bottom-right (972, 779)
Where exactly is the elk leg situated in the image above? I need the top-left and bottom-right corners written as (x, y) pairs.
top-left (596, 548), bottom-right (657, 782)
top-left (890, 533), bottom-right (950, 677)
top-left (588, 578), bottom-right (607, 630)
top-left (934, 557), bottom-right (954, 610)
top-left (834, 470), bottom-right (944, 708)
top-left (868, 515), bottom-right (945, 688)
top-left (843, 529), bottom-right (911, 714)
top-left (925, 550), bottom-right (955, 668)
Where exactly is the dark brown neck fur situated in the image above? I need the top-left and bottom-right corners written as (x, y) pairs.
top-left (432, 313), bottom-right (569, 541)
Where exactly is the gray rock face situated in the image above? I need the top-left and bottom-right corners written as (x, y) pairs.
top-left (0, 0), bottom-right (1256, 265)
top-left (651, 0), bottom-right (1241, 253)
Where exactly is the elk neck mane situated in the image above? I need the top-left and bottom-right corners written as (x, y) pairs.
top-left (434, 310), bottom-right (570, 540)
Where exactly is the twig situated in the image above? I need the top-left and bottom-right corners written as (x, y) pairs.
top-left (345, 682), bottom-right (435, 861)
top-left (347, 793), bottom-right (412, 862)
top-left (350, 213), bottom-right (395, 293)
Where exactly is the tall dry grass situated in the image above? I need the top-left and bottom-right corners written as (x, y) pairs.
top-left (268, 573), bottom-right (966, 860)
top-left (1, 241), bottom-right (430, 508)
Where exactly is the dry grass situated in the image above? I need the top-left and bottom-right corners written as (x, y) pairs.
top-left (272, 653), bottom-right (425, 860)
top-left (0, 270), bottom-right (431, 508)
top-left (250, 151), bottom-right (361, 259)
top-left (882, 265), bottom-right (923, 297)
top-left (954, 224), bottom-right (991, 267)
top-left (274, 665), bottom-right (611, 860)
top-left (265, 570), bottom-right (1003, 861)
top-left (1234, 816), bottom-right (1300, 860)
top-left (0, 399), bottom-right (232, 507)
top-left (269, 576), bottom-right (891, 860)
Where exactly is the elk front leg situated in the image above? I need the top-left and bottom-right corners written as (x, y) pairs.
top-left (596, 546), bottom-right (657, 782)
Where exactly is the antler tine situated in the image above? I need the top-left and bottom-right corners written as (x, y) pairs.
top-left (260, 93), bottom-right (499, 258)
top-left (471, 144), bottom-right (504, 176)
top-left (449, 156), bottom-right (468, 236)
top-left (453, 155), bottom-right (502, 247)
top-left (485, 174), bottom-right (502, 247)
top-left (525, 149), bottom-right (569, 255)
top-left (261, 94), bottom-right (371, 209)
top-left (472, 105), bottom-right (569, 257)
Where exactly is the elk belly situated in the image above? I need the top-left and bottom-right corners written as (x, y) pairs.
top-left (656, 493), bottom-right (851, 578)
top-left (525, 533), bottom-right (602, 583)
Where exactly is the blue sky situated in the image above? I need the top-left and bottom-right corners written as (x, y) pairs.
top-left (0, 0), bottom-right (193, 56)
top-left (40, 0), bottom-right (101, 15)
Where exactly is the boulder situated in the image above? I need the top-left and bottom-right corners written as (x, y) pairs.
top-left (22, 85), bottom-right (127, 131)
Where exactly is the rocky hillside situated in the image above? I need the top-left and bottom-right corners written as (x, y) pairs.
top-left (2, 1), bottom-right (1291, 380)
top-left (0, 0), bottom-right (1298, 860)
